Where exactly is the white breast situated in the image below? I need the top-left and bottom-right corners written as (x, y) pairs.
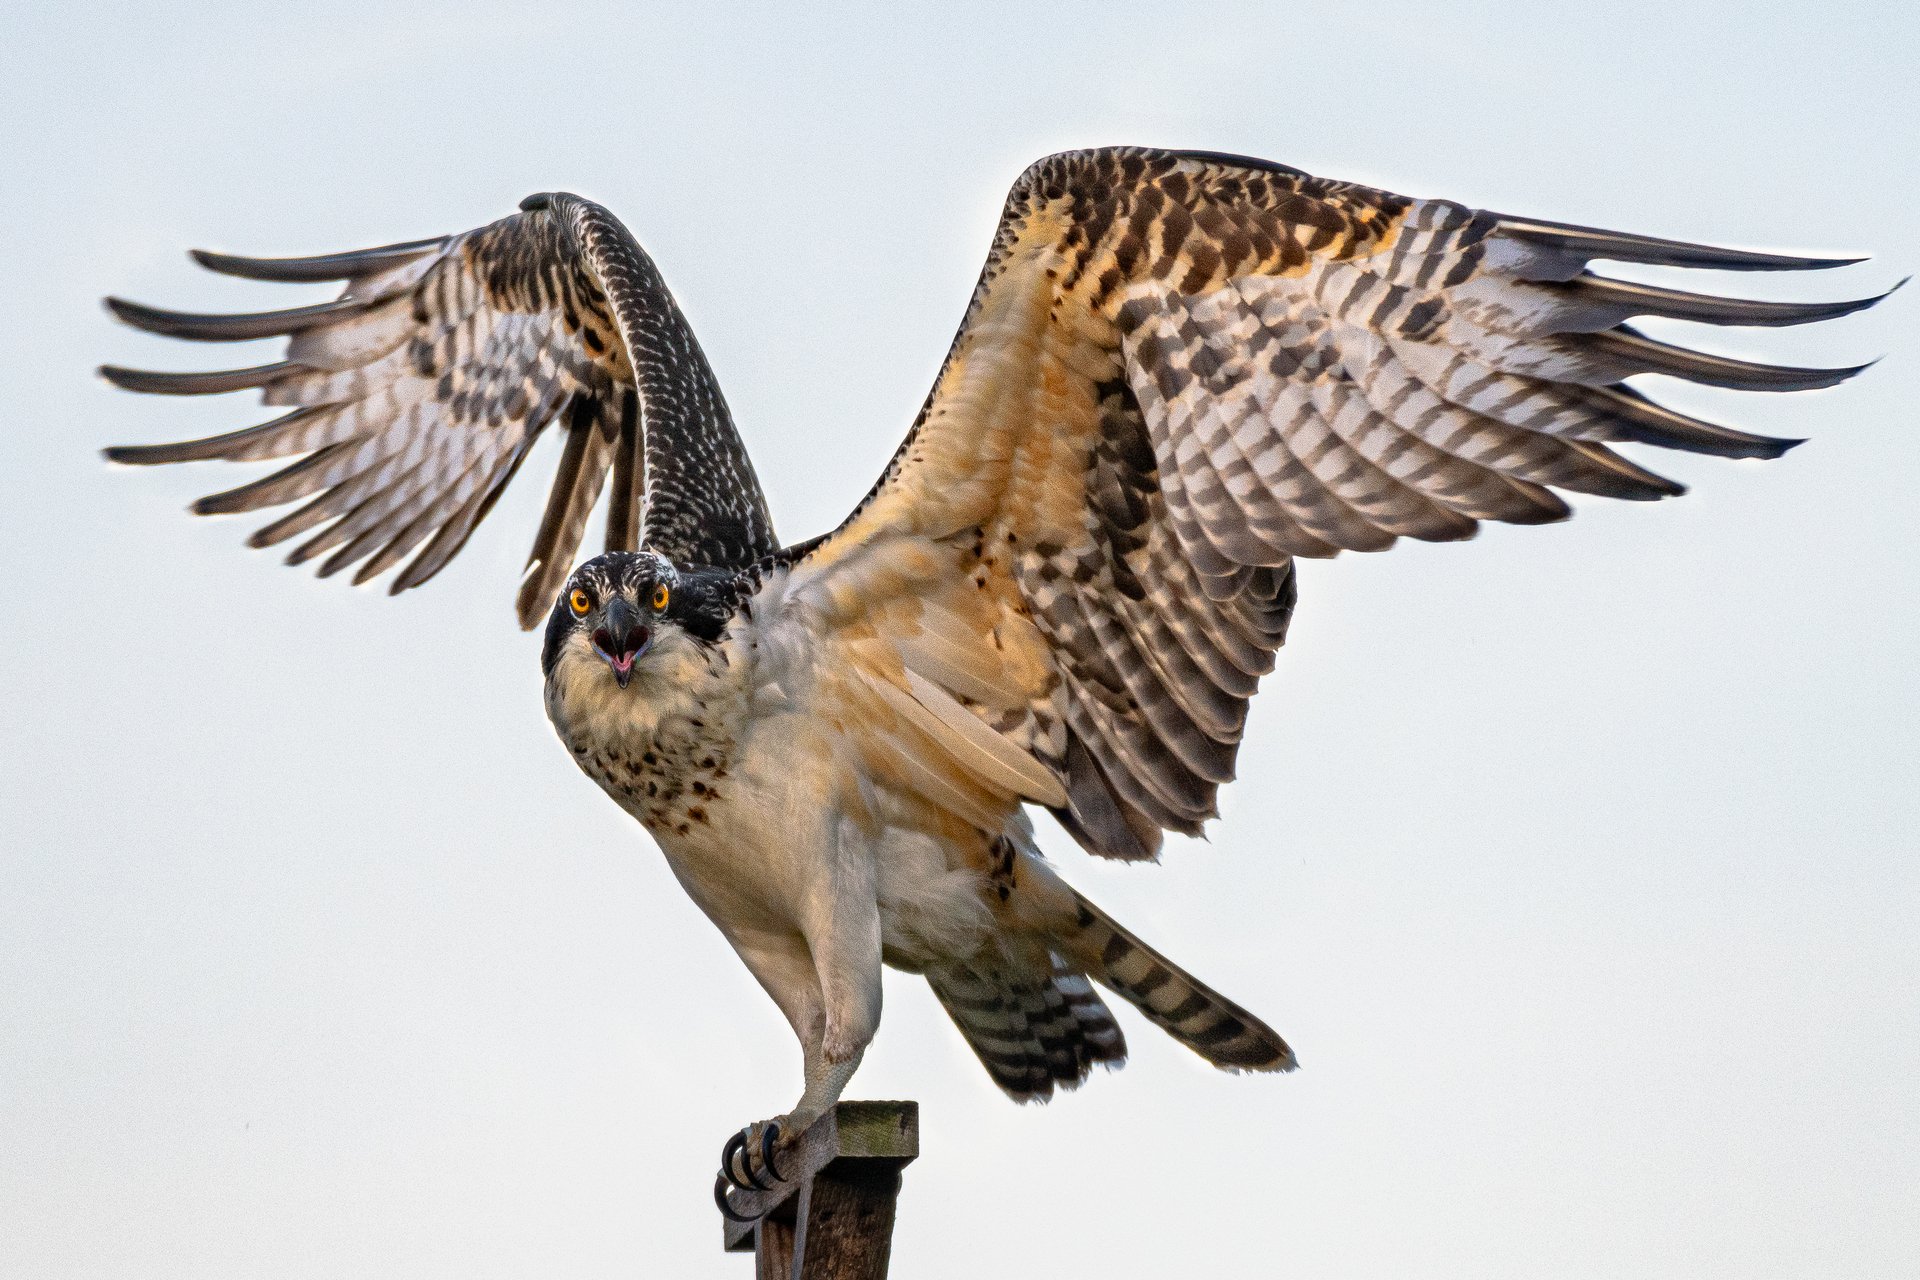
top-left (544, 574), bottom-right (999, 965)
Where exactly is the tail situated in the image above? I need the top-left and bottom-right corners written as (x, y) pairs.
top-left (929, 953), bottom-right (1128, 1102)
top-left (1064, 892), bottom-right (1296, 1073)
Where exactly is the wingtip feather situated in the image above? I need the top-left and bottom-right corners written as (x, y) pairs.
top-left (103, 442), bottom-right (179, 466)
top-left (98, 360), bottom-right (293, 396)
top-left (1496, 216), bottom-right (1870, 272)
top-left (102, 296), bottom-right (144, 325)
top-left (1593, 327), bottom-right (1874, 393)
top-left (1566, 274), bottom-right (1899, 328)
top-left (190, 237), bottom-right (442, 283)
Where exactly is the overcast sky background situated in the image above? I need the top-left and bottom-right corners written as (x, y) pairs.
top-left (3, 3), bottom-right (1916, 1278)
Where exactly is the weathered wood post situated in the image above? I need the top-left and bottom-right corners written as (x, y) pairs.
top-left (718, 1101), bottom-right (919, 1280)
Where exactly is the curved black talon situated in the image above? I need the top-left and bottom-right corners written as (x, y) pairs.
top-left (720, 1128), bottom-right (751, 1192)
top-left (740, 1155), bottom-right (773, 1192)
top-left (760, 1121), bottom-right (786, 1184)
top-left (714, 1172), bottom-right (758, 1224)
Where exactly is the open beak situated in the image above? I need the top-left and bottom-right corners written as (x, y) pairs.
top-left (591, 598), bottom-right (651, 689)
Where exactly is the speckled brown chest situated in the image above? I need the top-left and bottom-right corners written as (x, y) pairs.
top-left (569, 711), bottom-right (738, 841)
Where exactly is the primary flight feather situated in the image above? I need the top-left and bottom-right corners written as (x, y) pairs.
top-left (103, 147), bottom-right (1883, 1190)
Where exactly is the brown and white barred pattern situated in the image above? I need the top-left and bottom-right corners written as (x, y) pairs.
top-left (805, 146), bottom-right (1879, 863)
top-left (103, 148), bottom-right (1879, 863)
top-left (1065, 892), bottom-right (1293, 1073)
top-left (929, 957), bottom-right (1126, 1102)
top-left (926, 833), bottom-right (1285, 1097)
top-left (103, 192), bottom-right (778, 628)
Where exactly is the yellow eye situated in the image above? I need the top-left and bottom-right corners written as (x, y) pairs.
top-left (651, 583), bottom-right (670, 611)
top-left (568, 588), bottom-right (591, 617)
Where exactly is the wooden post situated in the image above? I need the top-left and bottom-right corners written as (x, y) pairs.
top-left (720, 1101), bottom-right (918, 1280)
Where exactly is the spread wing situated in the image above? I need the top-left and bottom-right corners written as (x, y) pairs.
top-left (788, 146), bottom-right (1884, 861)
top-left (103, 193), bottom-right (777, 627)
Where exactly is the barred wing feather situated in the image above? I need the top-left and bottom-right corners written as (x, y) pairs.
top-left (794, 146), bottom-right (1882, 861)
top-left (103, 194), bottom-right (777, 627)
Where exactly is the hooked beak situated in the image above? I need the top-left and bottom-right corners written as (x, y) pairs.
top-left (591, 598), bottom-right (651, 688)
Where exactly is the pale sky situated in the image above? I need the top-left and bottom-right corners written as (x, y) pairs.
top-left (3, 3), bottom-right (1916, 1278)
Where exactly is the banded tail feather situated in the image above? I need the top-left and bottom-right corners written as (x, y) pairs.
top-left (929, 956), bottom-right (1126, 1102)
top-left (1069, 893), bottom-right (1295, 1073)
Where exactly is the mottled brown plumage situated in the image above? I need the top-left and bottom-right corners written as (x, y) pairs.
top-left (105, 193), bottom-right (776, 628)
top-left (104, 147), bottom-right (1881, 1123)
top-left (798, 147), bottom-right (1880, 863)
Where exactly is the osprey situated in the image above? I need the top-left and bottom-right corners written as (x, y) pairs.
top-left (104, 147), bottom-right (1881, 1196)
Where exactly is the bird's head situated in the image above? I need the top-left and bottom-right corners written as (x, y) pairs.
top-left (541, 550), bottom-right (733, 691)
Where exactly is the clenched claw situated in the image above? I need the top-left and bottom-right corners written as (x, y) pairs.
top-left (720, 1128), bottom-right (747, 1189)
top-left (740, 1147), bottom-right (773, 1191)
top-left (760, 1120), bottom-right (785, 1183)
top-left (721, 1127), bottom-right (769, 1192)
top-left (720, 1122), bottom-right (782, 1193)
top-left (714, 1172), bottom-right (758, 1224)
